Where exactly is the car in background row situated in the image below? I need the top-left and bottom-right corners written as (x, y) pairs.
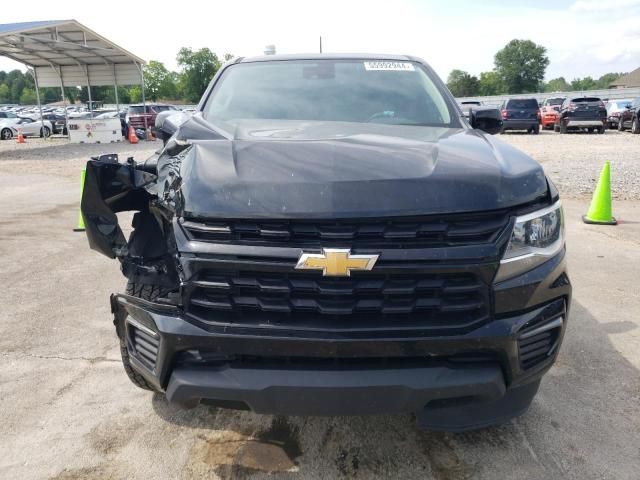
top-left (0, 117), bottom-right (53, 140)
top-left (125, 104), bottom-right (180, 132)
top-left (554, 97), bottom-right (607, 134)
top-left (40, 113), bottom-right (68, 135)
top-left (617, 97), bottom-right (640, 134)
top-left (500, 98), bottom-right (540, 134)
top-left (606, 99), bottom-right (632, 129)
top-left (539, 97), bottom-right (564, 130)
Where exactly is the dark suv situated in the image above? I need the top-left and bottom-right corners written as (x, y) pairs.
top-left (500, 98), bottom-right (540, 134)
top-left (555, 97), bottom-right (607, 134)
top-left (81, 55), bottom-right (570, 431)
top-left (617, 97), bottom-right (640, 133)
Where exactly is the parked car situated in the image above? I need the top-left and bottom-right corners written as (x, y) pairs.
top-left (499, 98), bottom-right (540, 134)
top-left (539, 97), bottom-right (564, 130)
top-left (554, 97), bottom-right (607, 134)
top-left (606, 99), bottom-right (632, 129)
top-left (0, 110), bottom-right (19, 121)
top-left (40, 113), bottom-right (68, 135)
top-left (0, 117), bottom-right (53, 140)
top-left (125, 104), bottom-right (180, 132)
top-left (81, 54), bottom-right (569, 432)
top-left (617, 97), bottom-right (640, 133)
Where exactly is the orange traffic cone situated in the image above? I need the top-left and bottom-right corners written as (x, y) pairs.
top-left (17, 128), bottom-right (25, 144)
top-left (128, 126), bottom-right (138, 144)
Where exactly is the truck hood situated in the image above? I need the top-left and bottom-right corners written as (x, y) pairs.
top-left (160, 117), bottom-right (548, 219)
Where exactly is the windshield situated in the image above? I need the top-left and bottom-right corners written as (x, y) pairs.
top-left (545, 98), bottom-right (564, 106)
top-left (152, 105), bottom-right (177, 112)
top-left (203, 60), bottom-right (455, 128)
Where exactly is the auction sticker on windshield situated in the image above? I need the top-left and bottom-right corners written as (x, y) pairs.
top-left (364, 61), bottom-right (415, 71)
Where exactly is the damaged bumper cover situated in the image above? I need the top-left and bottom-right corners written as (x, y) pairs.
top-left (112, 289), bottom-right (566, 431)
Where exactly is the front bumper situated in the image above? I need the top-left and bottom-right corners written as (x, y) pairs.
top-left (112, 250), bottom-right (570, 431)
top-left (501, 119), bottom-right (538, 130)
top-left (566, 119), bottom-right (603, 128)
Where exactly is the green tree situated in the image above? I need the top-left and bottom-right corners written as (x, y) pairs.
top-left (19, 88), bottom-right (37, 105)
top-left (595, 72), bottom-right (625, 89)
top-left (478, 71), bottom-right (504, 96)
top-left (494, 39), bottom-right (549, 93)
top-left (144, 61), bottom-right (173, 101)
top-left (129, 85), bottom-right (142, 103)
top-left (446, 69), bottom-right (480, 97)
top-left (177, 47), bottom-right (221, 103)
top-left (570, 76), bottom-right (596, 91)
top-left (544, 77), bottom-right (570, 92)
top-left (0, 84), bottom-right (9, 103)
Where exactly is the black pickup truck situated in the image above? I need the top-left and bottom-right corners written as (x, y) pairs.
top-left (81, 54), bottom-right (570, 431)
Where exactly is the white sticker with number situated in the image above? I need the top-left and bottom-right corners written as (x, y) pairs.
top-left (363, 61), bottom-right (415, 71)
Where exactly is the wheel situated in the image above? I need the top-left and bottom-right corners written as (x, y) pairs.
top-left (40, 126), bottom-right (51, 137)
top-left (553, 124), bottom-right (560, 133)
top-left (618, 118), bottom-right (626, 131)
top-left (119, 281), bottom-right (162, 391)
top-left (560, 122), bottom-right (567, 134)
top-left (532, 125), bottom-right (540, 135)
top-left (1, 128), bottom-right (12, 140)
top-left (598, 126), bottom-right (605, 134)
top-left (632, 117), bottom-right (640, 134)
top-left (587, 128), bottom-right (594, 134)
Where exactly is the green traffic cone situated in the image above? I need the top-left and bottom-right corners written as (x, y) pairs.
top-left (73, 168), bottom-right (86, 232)
top-left (582, 161), bottom-right (616, 225)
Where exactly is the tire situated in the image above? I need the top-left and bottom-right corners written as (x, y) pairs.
top-left (119, 281), bottom-right (162, 391)
top-left (618, 119), bottom-right (625, 131)
top-left (632, 117), bottom-right (640, 134)
top-left (587, 128), bottom-right (594, 134)
top-left (532, 125), bottom-right (540, 135)
top-left (560, 122), bottom-right (567, 134)
top-left (553, 124), bottom-right (560, 133)
top-left (1, 128), bottom-right (12, 140)
top-left (598, 126), bottom-right (605, 134)
top-left (40, 126), bottom-right (51, 138)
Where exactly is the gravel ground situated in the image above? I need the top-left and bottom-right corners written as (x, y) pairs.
top-left (1, 133), bottom-right (639, 479)
top-left (499, 129), bottom-right (640, 200)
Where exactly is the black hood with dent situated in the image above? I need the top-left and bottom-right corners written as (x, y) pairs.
top-left (157, 116), bottom-right (548, 219)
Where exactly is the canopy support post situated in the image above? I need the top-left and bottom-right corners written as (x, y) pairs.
top-left (85, 65), bottom-right (94, 133)
top-left (113, 64), bottom-right (120, 113)
top-left (32, 68), bottom-right (46, 140)
top-left (57, 65), bottom-right (70, 139)
top-left (138, 62), bottom-right (148, 134)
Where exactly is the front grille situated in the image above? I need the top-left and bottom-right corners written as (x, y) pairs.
top-left (180, 211), bottom-right (509, 249)
top-left (183, 270), bottom-right (490, 336)
top-left (518, 301), bottom-right (565, 370)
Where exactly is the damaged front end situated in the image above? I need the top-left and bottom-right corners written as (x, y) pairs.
top-left (81, 152), bottom-right (181, 291)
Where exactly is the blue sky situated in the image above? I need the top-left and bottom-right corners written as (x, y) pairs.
top-left (1, 0), bottom-right (638, 82)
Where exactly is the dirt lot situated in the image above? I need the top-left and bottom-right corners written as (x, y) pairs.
top-left (0, 132), bottom-right (639, 479)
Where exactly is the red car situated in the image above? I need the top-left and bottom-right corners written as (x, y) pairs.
top-left (539, 97), bottom-right (564, 129)
top-left (125, 104), bottom-right (179, 132)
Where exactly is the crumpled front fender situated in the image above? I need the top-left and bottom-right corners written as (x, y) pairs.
top-left (81, 154), bottom-right (157, 259)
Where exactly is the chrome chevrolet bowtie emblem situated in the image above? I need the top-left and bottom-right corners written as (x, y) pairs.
top-left (295, 248), bottom-right (379, 277)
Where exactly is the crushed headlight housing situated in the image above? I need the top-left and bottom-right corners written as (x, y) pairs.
top-left (495, 201), bottom-right (564, 282)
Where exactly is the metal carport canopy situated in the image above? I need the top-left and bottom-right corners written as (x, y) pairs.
top-left (0, 19), bottom-right (145, 87)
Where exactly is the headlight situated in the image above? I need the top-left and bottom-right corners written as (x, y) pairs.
top-left (495, 201), bottom-right (564, 282)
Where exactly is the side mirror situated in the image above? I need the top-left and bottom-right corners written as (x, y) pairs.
top-left (153, 110), bottom-right (192, 145)
top-left (470, 107), bottom-right (503, 135)
top-left (625, 105), bottom-right (632, 109)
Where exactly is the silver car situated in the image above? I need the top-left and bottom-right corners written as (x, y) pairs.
top-left (0, 117), bottom-right (53, 140)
